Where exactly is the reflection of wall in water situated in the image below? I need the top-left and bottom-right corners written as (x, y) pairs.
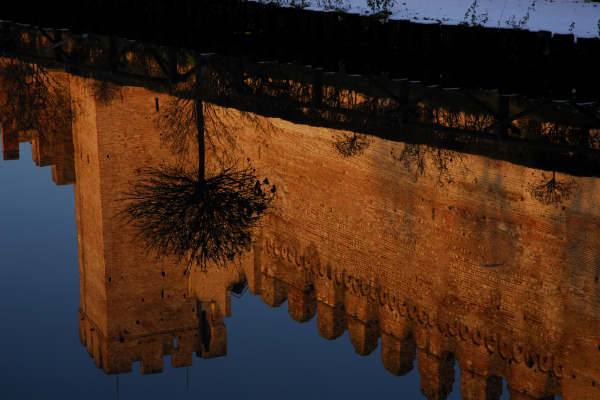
top-left (188, 108), bottom-right (600, 399)
top-left (12, 69), bottom-right (600, 399)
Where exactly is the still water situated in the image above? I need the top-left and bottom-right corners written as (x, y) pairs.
top-left (2, 15), bottom-right (600, 400)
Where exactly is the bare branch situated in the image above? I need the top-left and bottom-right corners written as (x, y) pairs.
top-left (528, 171), bottom-right (576, 205)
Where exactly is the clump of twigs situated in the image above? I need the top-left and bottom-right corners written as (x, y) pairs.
top-left (315, 0), bottom-right (349, 11)
top-left (366, 0), bottom-right (395, 14)
top-left (462, 0), bottom-right (488, 27)
top-left (392, 143), bottom-right (426, 178)
top-left (527, 171), bottom-right (576, 205)
top-left (123, 59), bottom-right (277, 270)
top-left (89, 79), bottom-right (123, 105)
top-left (121, 164), bottom-right (274, 270)
top-left (391, 143), bottom-right (465, 185)
top-left (333, 132), bottom-right (370, 157)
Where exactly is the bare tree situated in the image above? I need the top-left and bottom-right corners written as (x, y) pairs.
top-left (333, 131), bottom-right (370, 157)
top-left (366, 0), bottom-right (395, 14)
top-left (122, 62), bottom-right (275, 270)
top-left (391, 143), bottom-right (466, 185)
top-left (392, 143), bottom-right (427, 179)
top-left (121, 164), bottom-right (273, 269)
top-left (528, 171), bottom-right (576, 205)
top-left (88, 79), bottom-right (123, 105)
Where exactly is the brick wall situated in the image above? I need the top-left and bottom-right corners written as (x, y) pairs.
top-left (217, 114), bottom-right (600, 399)
top-left (57, 72), bottom-right (600, 398)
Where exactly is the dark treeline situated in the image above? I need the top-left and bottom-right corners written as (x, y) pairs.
top-left (1, 21), bottom-right (599, 177)
top-left (0, 0), bottom-right (599, 102)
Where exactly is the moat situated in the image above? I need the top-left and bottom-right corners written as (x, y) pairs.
top-left (1, 3), bottom-right (600, 399)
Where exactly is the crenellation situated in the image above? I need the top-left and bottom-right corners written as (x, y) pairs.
top-left (504, 363), bottom-right (557, 400)
top-left (140, 342), bottom-right (164, 374)
top-left (260, 274), bottom-right (287, 308)
top-left (0, 64), bottom-right (75, 179)
top-left (313, 274), bottom-right (344, 306)
top-left (50, 118), bottom-right (75, 185)
top-left (459, 370), bottom-right (502, 400)
top-left (79, 309), bottom-right (202, 375)
top-left (347, 317), bottom-right (380, 356)
top-left (316, 303), bottom-right (346, 340)
top-left (378, 306), bottom-right (411, 344)
top-left (454, 337), bottom-right (500, 378)
top-left (413, 316), bottom-right (446, 358)
top-left (418, 351), bottom-right (456, 400)
top-left (344, 285), bottom-right (378, 323)
top-left (381, 332), bottom-right (416, 377)
top-left (197, 302), bottom-right (227, 359)
top-left (246, 237), bottom-right (595, 398)
top-left (30, 134), bottom-right (54, 167)
top-left (171, 334), bottom-right (195, 368)
top-left (286, 285), bottom-right (317, 323)
top-left (243, 238), bottom-right (264, 296)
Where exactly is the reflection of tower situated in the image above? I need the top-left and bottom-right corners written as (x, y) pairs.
top-left (70, 75), bottom-right (223, 374)
top-left (0, 67), bottom-right (75, 185)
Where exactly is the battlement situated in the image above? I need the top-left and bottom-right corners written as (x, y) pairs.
top-left (79, 309), bottom-right (202, 374)
top-left (1, 122), bottom-right (19, 160)
top-left (0, 59), bottom-right (75, 184)
top-left (242, 233), bottom-right (600, 399)
top-left (78, 303), bottom-right (226, 375)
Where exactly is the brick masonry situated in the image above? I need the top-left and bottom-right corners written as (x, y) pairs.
top-left (7, 70), bottom-right (599, 399)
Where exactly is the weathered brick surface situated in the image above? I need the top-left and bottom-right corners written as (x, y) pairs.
top-left (215, 109), bottom-right (600, 398)
top-left (33, 70), bottom-right (600, 398)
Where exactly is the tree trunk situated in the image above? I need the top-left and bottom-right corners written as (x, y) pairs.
top-left (195, 66), bottom-right (205, 181)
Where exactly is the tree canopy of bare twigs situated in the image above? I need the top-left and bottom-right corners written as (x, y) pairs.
top-left (527, 171), bottom-right (576, 205)
top-left (333, 132), bottom-right (370, 157)
top-left (391, 143), bottom-right (465, 185)
top-left (121, 165), bottom-right (274, 270)
top-left (366, 0), bottom-right (395, 14)
top-left (89, 79), bottom-right (123, 105)
top-left (123, 63), bottom-right (276, 270)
